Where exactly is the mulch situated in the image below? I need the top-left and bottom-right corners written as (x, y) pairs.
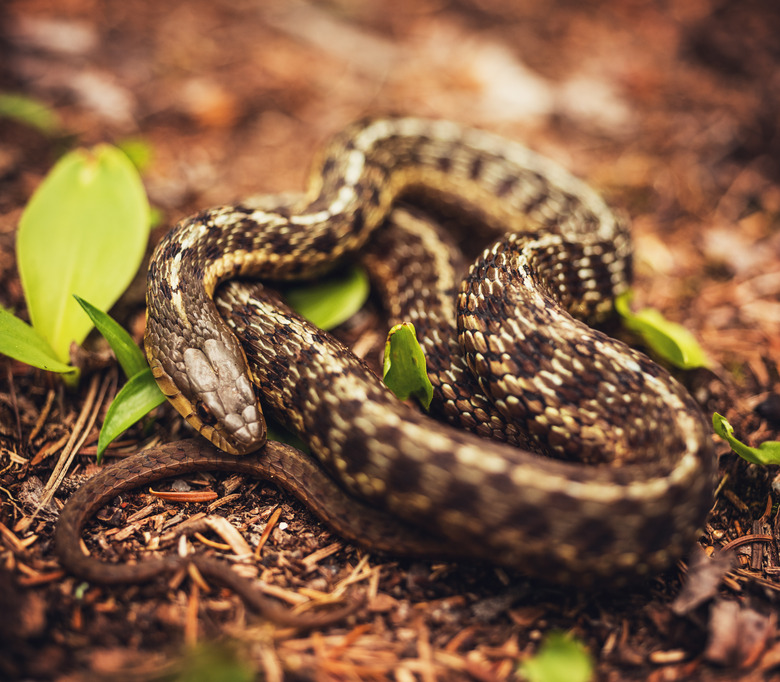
top-left (1, 1), bottom-right (779, 680)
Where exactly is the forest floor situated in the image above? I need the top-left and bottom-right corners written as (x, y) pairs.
top-left (1, 1), bottom-right (779, 680)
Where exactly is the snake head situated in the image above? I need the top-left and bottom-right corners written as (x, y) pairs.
top-left (146, 319), bottom-right (266, 455)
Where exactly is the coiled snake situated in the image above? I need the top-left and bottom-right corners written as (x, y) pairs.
top-left (56, 118), bottom-right (714, 616)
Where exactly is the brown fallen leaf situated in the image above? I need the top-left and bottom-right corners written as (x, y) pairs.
top-left (672, 547), bottom-right (734, 615)
top-left (704, 599), bottom-right (776, 667)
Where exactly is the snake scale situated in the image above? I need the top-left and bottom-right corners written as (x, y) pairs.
top-left (56, 118), bottom-right (714, 615)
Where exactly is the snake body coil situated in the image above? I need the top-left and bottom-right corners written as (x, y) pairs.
top-left (145, 118), bottom-right (631, 455)
top-left (62, 118), bottom-right (714, 589)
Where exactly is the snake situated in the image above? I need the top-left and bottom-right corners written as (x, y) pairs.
top-left (56, 118), bottom-right (715, 617)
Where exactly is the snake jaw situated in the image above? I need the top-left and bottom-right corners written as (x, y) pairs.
top-left (180, 339), bottom-right (265, 454)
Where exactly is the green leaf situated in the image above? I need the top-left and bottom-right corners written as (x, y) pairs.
top-left (520, 632), bottom-right (593, 682)
top-left (282, 264), bottom-right (369, 330)
top-left (116, 138), bottom-right (154, 172)
top-left (74, 296), bottom-right (147, 379)
top-left (615, 291), bottom-right (709, 369)
top-left (266, 422), bottom-right (310, 452)
top-left (0, 306), bottom-right (77, 376)
top-left (149, 206), bottom-right (164, 228)
top-left (382, 322), bottom-right (433, 410)
top-left (17, 144), bottom-right (150, 363)
top-left (0, 93), bottom-right (60, 133)
top-left (97, 368), bottom-right (166, 463)
top-left (712, 413), bottom-right (780, 466)
top-left (165, 643), bottom-right (255, 682)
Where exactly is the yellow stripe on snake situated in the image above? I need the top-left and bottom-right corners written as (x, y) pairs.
top-left (57, 118), bottom-right (714, 604)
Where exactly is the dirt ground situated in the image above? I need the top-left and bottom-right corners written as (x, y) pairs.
top-left (1, 0), bottom-right (779, 680)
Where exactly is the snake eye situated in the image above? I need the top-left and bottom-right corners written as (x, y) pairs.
top-left (195, 401), bottom-right (216, 425)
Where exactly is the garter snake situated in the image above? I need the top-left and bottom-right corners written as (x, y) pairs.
top-left (57, 119), bottom-right (714, 606)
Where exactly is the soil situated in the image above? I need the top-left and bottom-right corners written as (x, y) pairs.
top-left (1, 1), bottom-right (779, 680)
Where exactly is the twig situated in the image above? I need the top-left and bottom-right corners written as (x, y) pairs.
top-left (28, 388), bottom-right (56, 443)
top-left (32, 372), bottom-right (113, 520)
top-left (721, 534), bottom-right (774, 552)
top-left (255, 507), bottom-right (282, 559)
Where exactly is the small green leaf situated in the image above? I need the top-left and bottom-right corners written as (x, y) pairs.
top-left (0, 307), bottom-right (78, 376)
top-left (149, 206), bottom-right (164, 228)
top-left (382, 323), bottom-right (433, 410)
top-left (17, 144), bottom-right (150, 363)
top-left (615, 292), bottom-right (709, 369)
top-left (166, 643), bottom-right (255, 682)
top-left (520, 632), bottom-right (593, 682)
top-left (97, 368), bottom-right (166, 463)
top-left (0, 93), bottom-right (60, 133)
top-left (282, 265), bottom-right (369, 330)
top-left (266, 422), bottom-right (310, 452)
top-left (74, 296), bottom-right (147, 379)
top-left (712, 413), bottom-right (780, 466)
top-left (116, 138), bottom-right (154, 172)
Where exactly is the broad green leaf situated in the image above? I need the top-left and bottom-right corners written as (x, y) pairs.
top-left (74, 296), bottom-right (147, 379)
top-left (382, 322), bottom-right (433, 409)
top-left (17, 144), bottom-right (150, 363)
top-left (0, 93), bottom-right (59, 133)
top-left (97, 368), bottom-right (166, 463)
top-left (282, 264), bottom-right (369, 330)
top-left (615, 292), bottom-right (709, 369)
top-left (0, 307), bottom-right (77, 376)
top-left (712, 413), bottom-right (780, 466)
top-left (520, 632), bottom-right (593, 682)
